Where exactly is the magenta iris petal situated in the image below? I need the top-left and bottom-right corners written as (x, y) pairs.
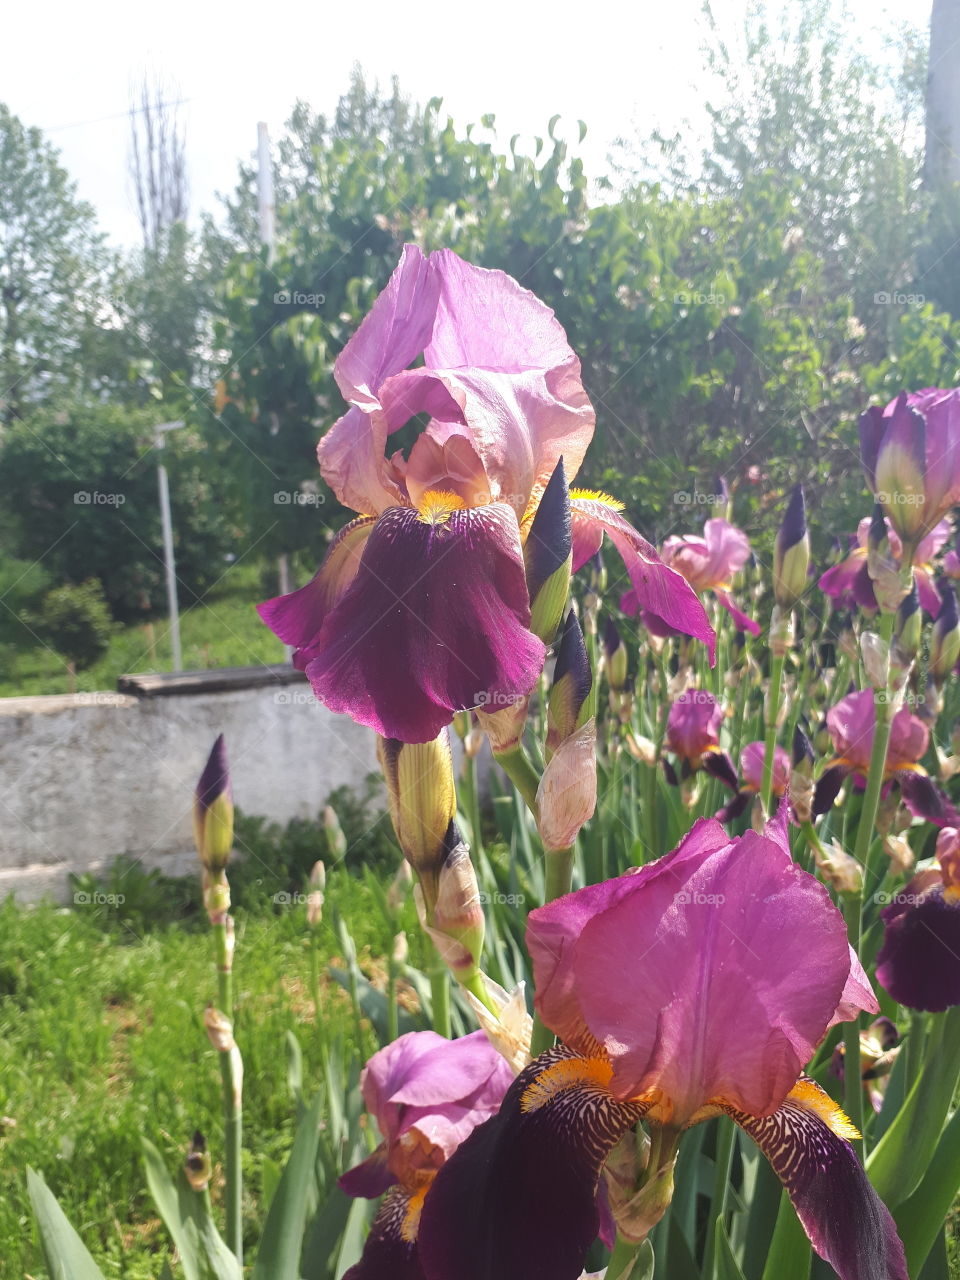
top-left (741, 741), bottom-right (790, 795)
top-left (715, 588), bottom-right (761, 635)
top-left (305, 504), bottom-right (545, 743)
top-left (258, 516), bottom-right (376, 656)
top-left (534, 823), bottom-right (871, 1122)
top-left (665, 691), bottom-right (723, 762)
top-left (571, 498), bottom-right (716, 662)
top-left (527, 819), bottom-right (732, 1054)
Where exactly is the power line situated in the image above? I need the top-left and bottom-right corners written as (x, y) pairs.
top-left (43, 97), bottom-right (191, 134)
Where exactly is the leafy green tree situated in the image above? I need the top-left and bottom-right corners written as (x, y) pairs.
top-left (0, 403), bottom-right (234, 623)
top-left (0, 104), bottom-right (110, 422)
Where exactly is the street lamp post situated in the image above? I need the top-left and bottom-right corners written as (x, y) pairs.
top-left (156, 421), bottom-right (185, 672)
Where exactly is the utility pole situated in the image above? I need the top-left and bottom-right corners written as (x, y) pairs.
top-left (156, 420), bottom-right (185, 671)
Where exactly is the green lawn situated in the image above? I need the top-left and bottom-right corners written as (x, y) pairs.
top-left (0, 864), bottom-right (412, 1278)
top-left (0, 561), bottom-right (286, 699)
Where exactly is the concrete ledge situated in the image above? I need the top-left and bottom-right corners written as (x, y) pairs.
top-left (118, 664), bottom-right (307, 698)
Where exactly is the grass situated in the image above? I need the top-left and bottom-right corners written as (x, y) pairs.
top-left (0, 862), bottom-right (418, 1278)
top-left (0, 560), bottom-right (286, 699)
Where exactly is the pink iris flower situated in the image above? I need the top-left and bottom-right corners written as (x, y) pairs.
top-left (664, 689), bottom-right (723, 766)
top-left (741, 740), bottom-right (791, 796)
top-left (814, 689), bottom-right (958, 827)
top-left (417, 810), bottom-right (906, 1280)
top-left (340, 1030), bottom-right (513, 1278)
top-left (622, 517), bottom-right (760, 636)
top-left (258, 246), bottom-right (714, 742)
top-left (860, 389), bottom-right (960, 551)
top-left (818, 517), bottom-right (949, 617)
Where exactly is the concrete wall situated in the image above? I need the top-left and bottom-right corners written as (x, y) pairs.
top-left (0, 668), bottom-right (380, 901)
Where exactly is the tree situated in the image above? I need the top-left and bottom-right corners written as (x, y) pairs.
top-left (129, 76), bottom-right (188, 254)
top-left (0, 104), bottom-right (110, 422)
top-left (0, 402), bottom-right (234, 623)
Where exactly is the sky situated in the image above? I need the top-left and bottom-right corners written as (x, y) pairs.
top-left (4, 0), bottom-right (925, 248)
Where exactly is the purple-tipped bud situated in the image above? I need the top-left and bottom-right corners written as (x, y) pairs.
top-left (193, 735), bottom-right (234, 872)
top-left (524, 458), bottom-right (572, 643)
top-left (547, 610), bottom-right (593, 754)
top-left (792, 724), bottom-right (814, 771)
top-left (603, 616), bottom-right (629, 691)
top-left (930, 580), bottom-right (960, 685)
top-left (862, 394), bottom-right (928, 547)
top-left (773, 485), bottom-right (809, 607)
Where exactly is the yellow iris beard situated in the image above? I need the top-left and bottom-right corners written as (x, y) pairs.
top-left (416, 490), bottom-right (467, 525)
top-left (570, 488), bottom-right (626, 512)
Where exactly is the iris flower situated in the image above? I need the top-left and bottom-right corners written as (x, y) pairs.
top-left (818, 516), bottom-right (948, 617)
top-left (711, 739), bottom-right (792, 822)
top-left (259, 246), bottom-right (714, 743)
top-left (340, 1030), bottom-right (513, 1279)
top-left (622, 516), bottom-right (760, 636)
top-left (415, 810), bottom-right (906, 1280)
top-left (875, 825), bottom-right (960, 1012)
top-left (813, 689), bottom-right (959, 826)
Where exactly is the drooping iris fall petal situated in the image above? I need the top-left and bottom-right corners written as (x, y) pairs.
top-left (417, 1047), bottom-right (646, 1280)
top-left (726, 1081), bottom-right (907, 1280)
top-left (302, 503), bottom-right (545, 742)
top-left (571, 495), bottom-right (716, 662)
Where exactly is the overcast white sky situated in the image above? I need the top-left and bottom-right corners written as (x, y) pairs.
top-left (4, 0), bottom-right (924, 247)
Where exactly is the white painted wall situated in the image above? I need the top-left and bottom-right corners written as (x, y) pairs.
top-left (0, 677), bottom-right (381, 901)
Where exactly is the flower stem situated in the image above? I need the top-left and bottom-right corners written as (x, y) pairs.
top-left (760, 651), bottom-right (786, 814)
top-left (494, 745), bottom-right (541, 815)
top-left (844, 609), bottom-right (896, 1154)
top-left (608, 1235), bottom-right (655, 1280)
top-left (430, 952), bottom-right (451, 1039)
top-left (529, 845), bottom-right (575, 1056)
top-left (213, 922), bottom-right (243, 1263)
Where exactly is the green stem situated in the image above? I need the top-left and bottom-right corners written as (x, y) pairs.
top-left (761, 651), bottom-right (786, 814)
top-left (213, 921), bottom-right (243, 1264)
top-left (530, 846), bottom-right (575, 1056)
top-left (702, 1120), bottom-right (736, 1280)
top-left (607, 1234), bottom-right (652, 1280)
top-left (494, 745), bottom-right (541, 815)
top-left (430, 954), bottom-right (451, 1038)
top-left (844, 609), bottom-right (896, 1154)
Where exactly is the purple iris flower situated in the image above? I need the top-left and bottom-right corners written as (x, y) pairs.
top-left (818, 516), bottom-right (948, 617)
top-left (415, 809), bottom-right (906, 1280)
top-left (259, 247), bottom-right (714, 743)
